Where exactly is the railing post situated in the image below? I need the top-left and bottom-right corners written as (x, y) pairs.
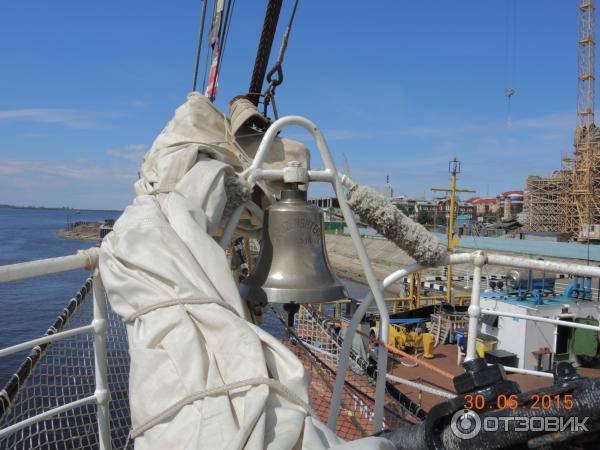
top-left (416, 272), bottom-right (421, 309)
top-left (466, 252), bottom-right (485, 361)
top-left (92, 271), bottom-right (111, 450)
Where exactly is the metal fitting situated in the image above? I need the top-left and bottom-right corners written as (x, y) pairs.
top-left (468, 304), bottom-right (481, 318)
top-left (470, 250), bottom-right (487, 267)
top-left (92, 318), bottom-right (107, 335)
top-left (554, 361), bottom-right (580, 383)
top-left (283, 160), bottom-right (308, 184)
top-left (454, 358), bottom-right (510, 394)
top-left (94, 388), bottom-right (111, 405)
top-left (339, 173), bottom-right (357, 191)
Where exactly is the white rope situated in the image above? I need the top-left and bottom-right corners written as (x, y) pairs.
top-left (125, 297), bottom-right (239, 322)
top-left (386, 374), bottom-right (456, 399)
top-left (76, 248), bottom-right (98, 271)
top-left (130, 377), bottom-right (313, 438)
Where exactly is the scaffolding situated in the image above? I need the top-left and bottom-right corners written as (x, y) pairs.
top-left (559, 155), bottom-right (578, 238)
top-left (523, 174), bottom-right (564, 233)
top-left (568, 127), bottom-right (600, 241)
top-left (569, 0), bottom-right (600, 241)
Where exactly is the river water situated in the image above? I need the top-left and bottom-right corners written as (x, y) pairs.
top-left (0, 207), bottom-right (120, 385)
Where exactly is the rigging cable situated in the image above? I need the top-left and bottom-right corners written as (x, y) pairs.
top-left (248, 0), bottom-right (284, 105)
top-left (504, 0), bottom-right (517, 128)
top-left (263, 0), bottom-right (300, 119)
top-left (210, 0), bottom-right (237, 101)
top-left (192, 0), bottom-right (209, 92)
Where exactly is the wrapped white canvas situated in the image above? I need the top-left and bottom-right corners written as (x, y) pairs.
top-left (99, 93), bottom-right (393, 450)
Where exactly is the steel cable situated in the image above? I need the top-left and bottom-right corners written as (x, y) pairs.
top-left (248, 0), bottom-right (284, 105)
top-left (191, 0), bottom-right (209, 92)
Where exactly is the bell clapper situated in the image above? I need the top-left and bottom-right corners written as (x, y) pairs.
top-left (283, 303), bottom-right (300, 327)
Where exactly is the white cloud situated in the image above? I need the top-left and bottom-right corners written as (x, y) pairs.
top-left (0, 108), bottom-right (96, 128)
top-left (322, 110), bottom-right (576, 199)
top-left (512, 111), bottom-right (574, 131)
top-left (0, 159), bottom-right (137, 181)
top-left (0, 165), bottom-right (21, 175)
top-left (0, 158), bottom-right (138, 210)
top-left (317, 110), bottom-right (575, 143)
top-left (128, 99), bottom-right (150, 108)
top-left (107, 144), bottom-right (148, 163)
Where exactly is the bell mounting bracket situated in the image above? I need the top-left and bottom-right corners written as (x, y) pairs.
top-left (231, 115), bottom-right (390, 434)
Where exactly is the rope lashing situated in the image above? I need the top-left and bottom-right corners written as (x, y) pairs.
top-left (130, 377), bottom-right (314, 438)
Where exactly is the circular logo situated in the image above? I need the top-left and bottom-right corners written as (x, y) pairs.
top-left (450, 409), bottom-right (481, 440)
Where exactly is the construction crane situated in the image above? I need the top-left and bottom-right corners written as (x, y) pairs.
top-left (577, 0), bottom-right (595, 133)
top-left (504, 0), bottom-right (517, 127)
top-left (571, 0), bottom-right (600, 242)
top-left (505, 88), bottom-right (515, 128)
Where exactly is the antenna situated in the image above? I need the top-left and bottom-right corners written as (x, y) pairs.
top-left (505, 88), bottom-right (515, 128)
top-left (342, 152), bottom-right (351, 177)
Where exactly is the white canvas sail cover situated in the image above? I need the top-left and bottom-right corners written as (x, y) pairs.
top-left (99, 93), bottom-right (393, 449)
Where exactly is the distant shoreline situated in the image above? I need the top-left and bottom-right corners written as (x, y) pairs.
top-left (58, 222), bottom-right (105, 241)
top-left (0, 204), bottom-right (122, 213)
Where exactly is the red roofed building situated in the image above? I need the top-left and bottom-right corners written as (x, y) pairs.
top-left (466, 197), bottom-right (500, 216)
top-left (466, 191), bottom-right (524, 219)
top-left (497, 191), bottom-right (524, 219)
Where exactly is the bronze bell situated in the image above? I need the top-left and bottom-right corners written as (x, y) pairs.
top-left (240, 186), bottom-right (348, 311)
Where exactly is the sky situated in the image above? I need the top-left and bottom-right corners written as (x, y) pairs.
top-left (0, 1), bottom-right (583, 210)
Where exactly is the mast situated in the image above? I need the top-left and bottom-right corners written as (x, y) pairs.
top-left (431, 158), bottom-right (475, 304)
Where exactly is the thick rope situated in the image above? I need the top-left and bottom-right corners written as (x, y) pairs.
top-left (0, 278), bottom-right (93, 420)
top-left (247, 0), bottom-right (283, 105)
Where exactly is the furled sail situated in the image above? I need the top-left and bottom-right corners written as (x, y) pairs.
top-left (99, 92), bottom-right (393, 449)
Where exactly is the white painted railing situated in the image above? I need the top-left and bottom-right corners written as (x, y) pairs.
top-left (0, 248), bottom-right (111, 450)
top-left (2, 247), bottom-right (600, 443)
top-left (466, 252), bottom-right (600, 372)
top-left (329, 250), bottom-right (600, 428)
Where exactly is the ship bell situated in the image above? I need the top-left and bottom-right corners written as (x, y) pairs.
top-left (240, 185), bottom-right (348, 314)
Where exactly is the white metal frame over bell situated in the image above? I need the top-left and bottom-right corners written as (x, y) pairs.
top-left (221, 115), bottom-right (392, 433)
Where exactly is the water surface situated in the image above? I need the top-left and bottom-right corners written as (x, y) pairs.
top-left (0, 208), bottom-right (120, 385)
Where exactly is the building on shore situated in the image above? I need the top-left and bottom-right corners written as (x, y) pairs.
top-left (466, 197), bottom-right (499, 216)
top-left (465, 190), bottom-right (524, 220)
top-left (308, 196), bottom-right (344, 230)
top-left (391, 196), bottom-right (476, 222)
top-left (498, 190), bottom-right (524, 219)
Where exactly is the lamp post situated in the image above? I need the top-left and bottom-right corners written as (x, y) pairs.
top-left (66, 210), bottom-right (80, 231)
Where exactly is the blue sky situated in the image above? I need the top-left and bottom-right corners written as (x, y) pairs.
top-left (0, 1), bottom-right (581, 209)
